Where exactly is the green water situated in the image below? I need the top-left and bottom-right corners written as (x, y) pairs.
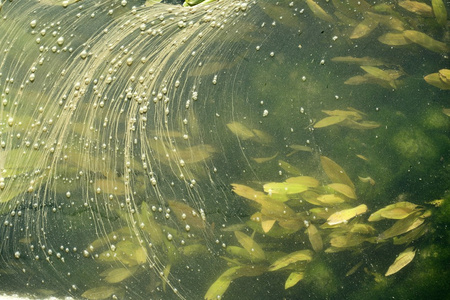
top-left (0, 0), bottom-right (449, 299)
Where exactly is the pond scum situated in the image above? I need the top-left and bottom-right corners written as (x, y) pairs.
top-left (0, 0), bottom-right (449, 299)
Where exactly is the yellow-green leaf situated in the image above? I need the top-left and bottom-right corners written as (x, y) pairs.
top-left (204, 266), bottom-right (240, 300)
top-left (285, 272), bottom-right (304, 289)
top-left (263, 182), bottom-right (309, 195)
top-left (307, 224), bottom-right (323, 252)
top-left (278, 160), bottom-right (302, 176)
top-left (368, 202), bottom-right (419, 221)
top-left (306, 0), bottom-right (335, 23)
top-left (320, 156), bottom-right (355, 190)
top-left (327, 204), bottom-right (368, 225)
top-left (269, 250), bottom-right (313, 271)
top-left (403, 30), bottom-right (449, 53)
top-left (385, 247), bottom-right (416, 276)
top-left (316, 194), bottom-right (346, 205)
top-left (234, 231), bottom-right (265, 261)
top-left (81, 286), bottom-right (118, 300)
top-left (101, 267), bottom-right (137, 283)
top-left (432, 0), bottom-right (447, 26)
top-left (314, 115), bottom-right (347, 128)
top-left (327, 183), bottom-right (357, 199)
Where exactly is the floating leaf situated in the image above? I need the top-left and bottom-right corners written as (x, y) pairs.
top-left (269, 250), bottom-right (313, 271)
top-left (234, 231), bottom-right (265, 261)
top-left (385, 247), bottom-right (416, 276)
top-left (285, 272), bottom-right (304, 289)
top-left (320, 156), bottom-right (355, 190)
top-left (307, 224), bottom-right (323, 252)
top-left (327, 204), bottom-right (368, 225)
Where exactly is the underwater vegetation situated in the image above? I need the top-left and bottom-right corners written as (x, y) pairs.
top-left (0, 0), bottom-right (448, 299)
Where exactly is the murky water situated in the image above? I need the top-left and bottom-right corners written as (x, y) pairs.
top-left (0, 0), bottom-right (449, 299)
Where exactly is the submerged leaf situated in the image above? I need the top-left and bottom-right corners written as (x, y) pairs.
top-left (368, 201), bottom-right (419, 221)
top-left (378, 213), bottom-right (425, 240)
top-left (432, 0), bottom-right (447, 26)
top-left (320, 156), bottom-right (355, 190)
top-left (306, 0), bottom-right (335, 23)
top-left (226, 122), bottom-right (255, 140)
top-left (81, 286), bottom-right (118, 300)
top-left (385, 247), bottom-right (416, 276)
top-left (269, 250), bottom-right (313, 271)
top-left (424, 73), bottom-right (450, 90)
top-left (403, 30), bottom-right (449, 53)
top-left (251, 153), bottom-right (278, 163)
top-left (263, 182), bottom-right (309, 195)
top-left (204, 266), bottom-right (240, 300)
top-left (285, 272), bottom-right (305, 289)
top-left (316, 194), bottom-right (346, 205)
top-left (327, 204), bottom-right (368, 225)
top-left (234, 231), bottom-right (265, 261)
top-left (398, 1), bottom-right (433, 16)
top-left (101, 267), bottom-right (137, 283)
top-left (285, 176), bottom-right (319, 187)
top-left (378, 32), bottom-right (412, 46)
top-left (278, 160), bottom-right (302, 176)
top-left (314, 115), bottom-right (347, 128)
top-left (331, 56), bottom-right (384, 66)
top-left (327, 183), bottom-right (357, 199)
top-left (307, 224), bottom-right (323, 252)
